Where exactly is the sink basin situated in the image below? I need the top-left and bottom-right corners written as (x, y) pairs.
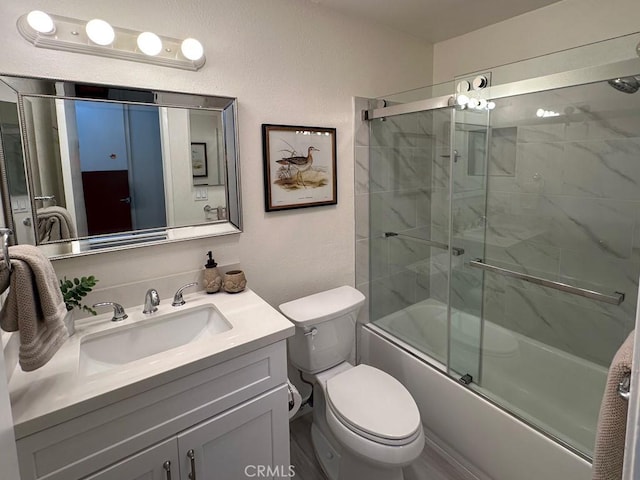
top-left (78, 305), bottom-right (232, 376)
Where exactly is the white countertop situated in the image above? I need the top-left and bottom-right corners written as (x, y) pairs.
top-left (8, 289), bottom-right (294, 439)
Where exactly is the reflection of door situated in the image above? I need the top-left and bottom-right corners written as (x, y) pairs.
top-left (82, 170), bottom-right (132, 235)
top-left (76, 101), bottom-right (132, 236)
top-left (75, 101), bottom-right (166, 236)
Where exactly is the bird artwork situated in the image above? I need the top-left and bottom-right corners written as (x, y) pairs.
top-left (275, 144), bottom-right (328, 190)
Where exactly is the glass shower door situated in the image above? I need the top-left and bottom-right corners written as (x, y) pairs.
top-left (369, 106), bottom-right (454, 369)
top-left (456, 76), bottom-right (640, 457)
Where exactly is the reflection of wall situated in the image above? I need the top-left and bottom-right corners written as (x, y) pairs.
top-left (190, 110), bottom-right (222, 186)
top-left (160, 108), bottom-right (226, 227)
top-left (56, 100), bottom-right (87, 237)
top-left (24, 98), bottom-right (65, 206)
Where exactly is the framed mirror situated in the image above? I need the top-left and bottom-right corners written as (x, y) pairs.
top-left (0, 75), bottom-right (242, 258)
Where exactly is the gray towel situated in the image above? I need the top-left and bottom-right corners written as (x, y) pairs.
top-left (0, 244), bottom-right (68, 371)
top-left (37, 206), bottom-right (77, 242)
top-left (592, 330), bottom-right (634, 480)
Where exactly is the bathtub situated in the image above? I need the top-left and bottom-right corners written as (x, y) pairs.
top-left (362, 298), bottom-right (604, 480)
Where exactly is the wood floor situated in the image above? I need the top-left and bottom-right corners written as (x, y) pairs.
top-left (290, 413), bottom-right (327, 480)
top-left (289, 413), bottom-right (478, 480)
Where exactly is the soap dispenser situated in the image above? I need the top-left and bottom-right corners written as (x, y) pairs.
top-left (203, 251), bottom-right (222, 294)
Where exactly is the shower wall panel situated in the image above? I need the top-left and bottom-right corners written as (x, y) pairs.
top-left (481, 82), bottom-right (640, 366)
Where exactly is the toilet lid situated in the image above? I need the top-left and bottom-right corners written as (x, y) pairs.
top-left (326, 364), bottom-right (420, 441)
top-left (279, 286), bottom-right (365, 327)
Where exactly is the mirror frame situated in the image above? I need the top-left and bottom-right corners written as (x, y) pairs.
top-left (0, 74), bottom-right (242, 258)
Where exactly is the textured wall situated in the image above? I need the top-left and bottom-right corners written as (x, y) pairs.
top-left (432, 0), bottom-right (640, 83)
top-left (0, 0), bottom-right (433, 310)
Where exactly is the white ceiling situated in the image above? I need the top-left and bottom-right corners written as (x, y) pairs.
top-left (307, 0), bottom-right (563, 44)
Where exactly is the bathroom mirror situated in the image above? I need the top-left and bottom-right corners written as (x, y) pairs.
top-left (0, 75), bottom-right (241, 258)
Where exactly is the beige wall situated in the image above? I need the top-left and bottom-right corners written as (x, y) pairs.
top-left (0, 0), bottom-right (433, 310)
top-left (433, 0), bottom-right (640, 84)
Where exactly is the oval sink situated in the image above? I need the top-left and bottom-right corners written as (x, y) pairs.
top-left (78, 305), bottom-right (232, 376)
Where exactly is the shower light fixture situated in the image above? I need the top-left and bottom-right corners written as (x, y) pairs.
top-left (17, 11), bottom-right (205, 70)
top-left (536, 108), bottom-right (560, 118)
top-left (455, 94), bottom-right (495, 111)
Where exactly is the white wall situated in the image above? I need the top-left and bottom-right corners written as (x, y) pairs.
top-left (432, 0), bottom-right (640, 84)
top-left (0, 0), bottom-right (433, 309)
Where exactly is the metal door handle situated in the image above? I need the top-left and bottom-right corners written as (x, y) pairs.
top-left (119, 197), bottom-right (131, 204)
top-left (163, 460), bottom-right (172, 480)
top-left (187, 449), bottom-right (196, 480)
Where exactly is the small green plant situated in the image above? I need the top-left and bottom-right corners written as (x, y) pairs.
top-left (59, 276), bottom-right (99, 315)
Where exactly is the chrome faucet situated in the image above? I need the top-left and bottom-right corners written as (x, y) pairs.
top-left (143, 288), bottom-right (160, 314)
top-left (92, 302), bottom-right (128, 322)
top-left (172, 282), bottom-right (198, 307)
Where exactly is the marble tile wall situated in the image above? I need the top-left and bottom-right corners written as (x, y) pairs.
top-left (479, 88), bottom-right (640, 366)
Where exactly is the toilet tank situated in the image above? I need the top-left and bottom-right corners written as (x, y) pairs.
top-left (279, 286), bottom-right (365, 374)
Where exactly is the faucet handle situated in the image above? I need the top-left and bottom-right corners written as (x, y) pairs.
top-left (172, 282), bottom-right (198, 307)
top-left (93, 302), bottom-right (128, 322)
top-left (143, 288), bottom-right (160, 314)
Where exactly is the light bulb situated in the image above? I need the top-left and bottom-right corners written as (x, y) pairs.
top-left (137, 32), bottom-right (162, 56)
top-left (27, 10), bottom-right (55, 34)
top-left (468, 98), bottom-right (480, 109)
top-left (86, 19), bottom-right (115, 46)
top-left (477, 99), bottom-right (487, 110)
top-left (536, 108), bottom-right (545, 118)
top-left (456, 94), bottom-right (469, 107)
top-left (181, 38), bottom-right (204, 61)
top-left (487, 101), bottom-right (496, 110)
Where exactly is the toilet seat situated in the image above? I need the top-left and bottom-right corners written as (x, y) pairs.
top-left (326, 364), bottom-right (421, 446)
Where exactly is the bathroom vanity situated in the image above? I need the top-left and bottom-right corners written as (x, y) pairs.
top-left (7, 289), bottom-right (294, 480)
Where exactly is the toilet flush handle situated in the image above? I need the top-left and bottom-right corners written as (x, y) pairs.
top-left (304, 327), bottom-right (317, 337)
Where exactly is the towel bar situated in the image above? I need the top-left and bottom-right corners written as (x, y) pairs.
top-left (384, 232), bottom-right (465, 256)
top-left (469, 259), bottom-right (625, 305)
top-left (619, 372), bottom-right (631, 401)
top-left (34, 194), bottom-right (56, 205)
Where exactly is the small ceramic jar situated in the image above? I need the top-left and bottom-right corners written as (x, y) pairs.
top-left (223, 270), bottom-right (246, 293)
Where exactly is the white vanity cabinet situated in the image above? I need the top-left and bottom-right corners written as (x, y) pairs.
top-left (85, 387), bottom-right (287, 480)
top-left (15, 341), bottom-right (290, 480)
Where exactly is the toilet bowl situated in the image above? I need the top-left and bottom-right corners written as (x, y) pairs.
top-left (279, 286), bottom-right (424, 480)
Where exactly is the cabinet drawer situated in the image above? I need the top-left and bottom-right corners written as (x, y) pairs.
top-left (17, 341), bottom-right (287, 480)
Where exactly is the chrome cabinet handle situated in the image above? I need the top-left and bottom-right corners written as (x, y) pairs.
top-left (163, 460), bottom-right (172, 480)
top-left (187, 449), bottom-right (196, 480)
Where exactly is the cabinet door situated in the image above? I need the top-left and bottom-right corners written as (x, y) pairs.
top-left (178, 386), bottom-right (290, 480)
top-left (83, 437), bottom-right (178, 480)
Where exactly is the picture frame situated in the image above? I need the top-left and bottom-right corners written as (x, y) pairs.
top-left (262, 124), bottom-right (337, 211)
top-left (191, 142), bottom-right (208, 177)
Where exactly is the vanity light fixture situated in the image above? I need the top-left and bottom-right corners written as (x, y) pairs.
top-left (17, 11), bottom-right (205, 71)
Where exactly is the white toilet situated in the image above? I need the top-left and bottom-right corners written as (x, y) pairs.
top-left (280, 286), bottom-right (424, 480)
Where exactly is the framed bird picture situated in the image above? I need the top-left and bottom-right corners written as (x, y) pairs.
top-left (262, 124), bottom-right (337, 211)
